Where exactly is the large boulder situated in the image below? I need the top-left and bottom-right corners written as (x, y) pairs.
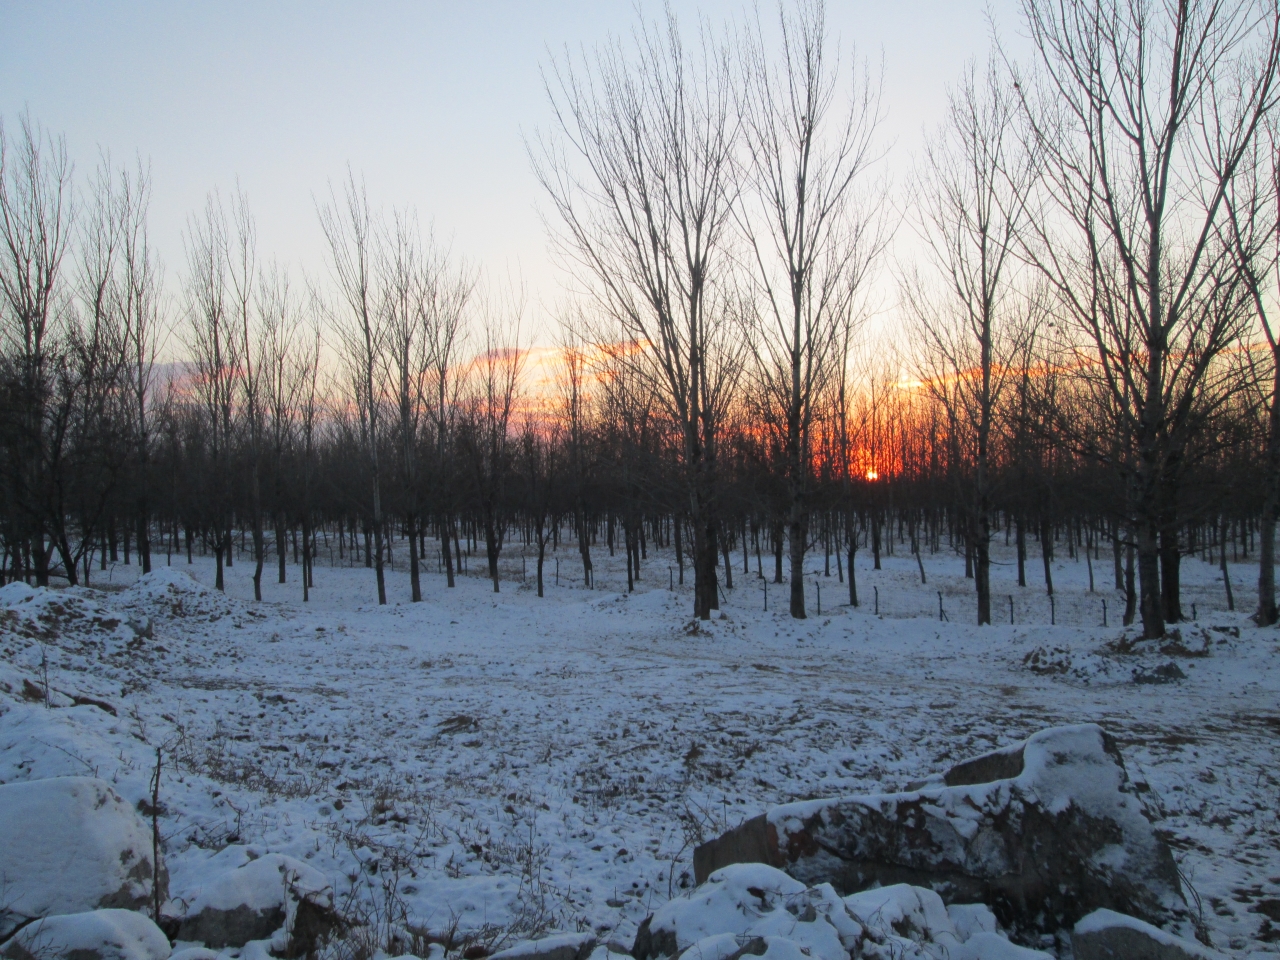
top-left (0, 909), bottom-right (170, 960)
top-left (1072, 910), bottom-right (1227, 960)
top-left (172, 853), bottom-right (335, 954)
top-left (692, 724), bottom-right (1183, 936)
top-left (0, 777), bottom-right (167, 940)
top-left (632, 862), bottom-right (1050, 960)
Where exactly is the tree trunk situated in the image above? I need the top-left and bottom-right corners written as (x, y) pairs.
top-left (788, 511), bottom-right (806, 618)
top-left (536, 528), bottom-right (546, 598)
top-left (720, 525), bottom-right (733, 591)
top-left (1137, 516), bottom-right (1165, 638)
top-left (136, 505), bottom-right (151, 575)
top-left (673, 514), bottom-right (682, 587)
top-left (441, 515), bottom-right (456, 588)
top-left (975, 514), bottom-right (990, 626)
top-left (485, 514), bottom-right (501, 593)
top-left (1112, 524), bottom-right (1123, 591)
top-left (1257, 363), bottom-right (1279, 625)
top-left (1039, 515), bottom-right (1054, 596)
top-left (302, 517), bottom-right (311, 602)
top-left (408, 513), bottom-right (421, 602)
top-left (372, 514), bottom-right (387, 605)
top-left (872, 513), bottom-right (882, 570)
top-left (1222, 516), bottom-right (1236, 612)
top-left (276, 519), bottom-right (287, 583)
top-left (772, 521), bottom-right (784, 584)
top-left (1015, 514), bottom-right (1027, 587)
top-left (1123, 538), bottom-right (1136, 626)
top-left (1159, 524), bottom-right (1182, 623)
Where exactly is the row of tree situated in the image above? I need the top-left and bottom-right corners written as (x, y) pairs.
top-left (2, 0), bottom-right (1278, 640)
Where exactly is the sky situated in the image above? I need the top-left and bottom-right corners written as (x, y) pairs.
top-left (1, 1), bottom-right (1027, 347)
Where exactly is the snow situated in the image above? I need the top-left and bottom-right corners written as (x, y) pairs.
top-left (3, 909), bottom-right (171, 960)
top-left (1073, 908), bottom-right (1229, 958)
top-left (842, 885), bottom-right (955, 946)
top-left (0, 538), bottom-right (1278, 956)
top-left (945, 903), bottom-right (998, 941)
top-left (182, 853), bottom-right (331, 917)
top-left (0, 777), bottom-right (158, 938)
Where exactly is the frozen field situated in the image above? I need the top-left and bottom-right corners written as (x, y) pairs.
top-left (1, 538), bottom-right (1278, 956)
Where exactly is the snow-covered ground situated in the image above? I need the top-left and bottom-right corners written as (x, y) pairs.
top-left (1, 535), bottom-right (1278, 956)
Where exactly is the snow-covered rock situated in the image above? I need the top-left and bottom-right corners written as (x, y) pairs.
top-left (0, 777), bottom-right (166, 940)
top-left (489, 932), bottom-right (599, 960)
top-left (166, 950), bottom-right (219, 960)
top-left (693, 724), bottom-right (1184, 936)
top-left (1072, 909), bottom-right (1227, 960)
top-left (0, 909), bottom-right (171, 960)
top-left (0, 581), bottom-right (37, 607)
top-left (171, 853), bottom-right (333, 950)
top-left (632, 863), bottom-right (1046, 960)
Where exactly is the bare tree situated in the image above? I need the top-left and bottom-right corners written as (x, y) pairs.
top-left (737, 0), bottom-right (885, 618)
top-left (905, 59), bottom-right (1036, 625)
top-left (1010, 0), bottom-right (1280, 638)
top-left (258, 261), bottom-right (300, 586)
top-left (295, 314), bottom-right (322, 601)
top-left (557, 318), bottom-right (595, 587)
top-left (381, 210), bottom-right (430, 602)
top-left (537, 8), bottom-right (739, 619)
top-left (460, 298), bottom-right (524, 594)
top-left (184, 193), bottom-right (238, 591)
top-left (319, 170), bottom-right (388, 605)
top-left (0, 114), bottom-right (75, 586)
top-left (229, 189), bottom-right (267, 600)
top-left (423, 248), bottom-right (473, 591)
top-left (116, 160), bottom-right (163, 576)
top-left (1224, 116), bottom-right (1280, 625)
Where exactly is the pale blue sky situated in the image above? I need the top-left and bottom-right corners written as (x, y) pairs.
top-left (1, 1), bottom-right (1024, 339)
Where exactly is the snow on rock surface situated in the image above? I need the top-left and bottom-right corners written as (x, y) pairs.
top-left (172, 852), bottom-right (333, 949)
top-left (695, 724), bottom-right (1184, 936)
top-left (631, 864), bottom-right (1048, 960)
top-left (1072, 909), bottom-right (1228, 960)
top-left (489, 932), bottom-right (601, 960)
top-left (0, 777), bottom-right (166, 940)
top-left (0, 909), bottom-right (171, 960)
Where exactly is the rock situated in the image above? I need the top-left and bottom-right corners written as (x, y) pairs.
top-left (0, 909), bottom-right (171, 960)
top-left (172, 853), bottom-right (335, 954)
top-left (692, 724), bottom-right (1183, 937)
top-left (632, 863), bottom-right (856, 960)
top-left (490, 933), bottom-right (598, 960)
top-left (1132, 662), bottom-right (1187, 684)
top-left (167, 950), bottom-right (219, 960)
top-left (1072, 909), bottom-right (1227, 960)
top-left (0, 777), bottom-right (167, 940)
top-left (631, 863), bottom-right (1047, 960)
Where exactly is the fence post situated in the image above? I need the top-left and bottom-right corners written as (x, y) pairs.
top-left (1102, 598), bottom-right (1107, 627)
top-left (1008, 595), bottom-right (1014, 625)
top-left (874, 586), bottom-right (879, 616)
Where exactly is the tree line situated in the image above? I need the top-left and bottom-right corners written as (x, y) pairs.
top-left (2, 0), bottom-right (1278, 640)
